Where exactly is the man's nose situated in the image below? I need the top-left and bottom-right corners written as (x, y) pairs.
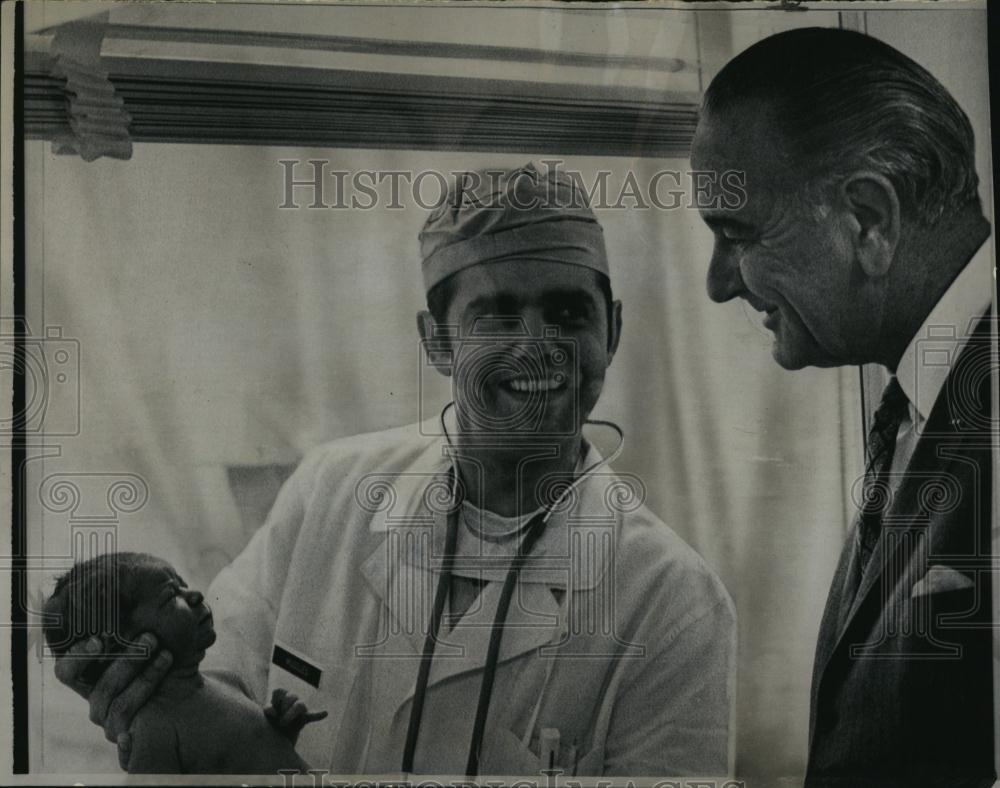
top-left (706, 243), bottom-right (744, 304)
top-left (518, 306), bottom-right (546, 339)
top-left (482, 309), bottom-right (546, 342)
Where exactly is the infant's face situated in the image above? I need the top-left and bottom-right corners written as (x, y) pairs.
top-left (129, 562), bottom-right (216, 665)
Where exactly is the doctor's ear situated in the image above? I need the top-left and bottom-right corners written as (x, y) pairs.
top-left (417, 310), bottom-right (453, 378)
top-left (606, 300), bottom-right (623, 361)
top-left (840, 172), bottom-right (901, 278)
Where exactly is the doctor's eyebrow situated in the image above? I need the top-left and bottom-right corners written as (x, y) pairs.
top-left (701, 214), bottom-right (755, 233)
top-left (540, 288), bottom-right (598, 316)
top-left (465, 294), bottom-right (516, 314)
top-left (466, 288), bottom-right (597, 313)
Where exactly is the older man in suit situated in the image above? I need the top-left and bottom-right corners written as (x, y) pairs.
top-left (691, 27), bottom-right (996, 788)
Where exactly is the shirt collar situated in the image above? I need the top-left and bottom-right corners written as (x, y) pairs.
top-left (425, 410), bottom-right (613, 589)
top-left (895, 240), bottom-right (994, 422)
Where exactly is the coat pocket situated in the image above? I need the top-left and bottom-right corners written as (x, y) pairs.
top-left (267, 642), bottom-right (369, 771)
top-left (481, 728), bottom-right (555, 777)
top-left (483, 727), bottom-right (604, 777)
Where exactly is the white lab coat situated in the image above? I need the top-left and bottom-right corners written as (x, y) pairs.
top-left (205, 421), bottom-right (736, 777)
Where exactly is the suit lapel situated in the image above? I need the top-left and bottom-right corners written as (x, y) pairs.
top-left (836, 463), bottom-right (938, 633)
top-left (810, 517), bottom-right (859, 722)
top-left (814, 311), bottom-right (993, 690)
top-left (844, 309), bottom-right (994, 628)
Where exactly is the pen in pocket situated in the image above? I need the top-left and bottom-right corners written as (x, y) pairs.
top-left (540, 728), bottom-right (560, 772)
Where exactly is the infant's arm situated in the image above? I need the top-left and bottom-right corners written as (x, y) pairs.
top-left (204, 675), bottom-right (314, 773)
top-left (204, 668), bottom-right (257, 699)
top-left (249, 733), bottom-right (312, 773)
top-left (125, 709), bottom-right (182, 773)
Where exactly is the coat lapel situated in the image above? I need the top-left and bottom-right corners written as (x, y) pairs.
top-left (359, 527), bottom-right (564, 716)
top-left (356, 441), bottom-right (619, 720)
top-left (427, 580), bottom-right (562, 688)
top-left (810, 519), bottom-right (858, 716)
top-left (815, 310), bottom-right (993, 687)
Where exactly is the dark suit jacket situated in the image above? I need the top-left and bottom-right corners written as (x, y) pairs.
top-left (805, 312), bottom-right (996, 788)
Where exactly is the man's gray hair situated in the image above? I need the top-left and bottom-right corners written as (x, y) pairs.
top-left (703, 27), bottom-right (981, 226)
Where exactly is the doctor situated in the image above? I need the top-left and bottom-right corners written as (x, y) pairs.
top-left (56, 163), bottom-right (736, 777)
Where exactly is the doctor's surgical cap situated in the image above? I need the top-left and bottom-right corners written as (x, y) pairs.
top-left (419, 163), bottom-right (609, 293)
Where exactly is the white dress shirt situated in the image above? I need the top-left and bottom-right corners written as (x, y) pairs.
top-left (891, 241), bottom-right (995, 476)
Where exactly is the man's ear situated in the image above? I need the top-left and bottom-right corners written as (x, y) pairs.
top-left (606, 300), bottom-right (623, 362)
top-left (417, 310), bottom-right (453, 378)
top-left (840, 172), bottom-right (901, 278)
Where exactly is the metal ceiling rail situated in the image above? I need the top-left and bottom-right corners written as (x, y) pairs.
top-left (71, 23), bottom-right (692, 75)
top-left (24, 51), bottom-right (700, 157)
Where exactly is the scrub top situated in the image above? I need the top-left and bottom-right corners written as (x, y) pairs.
top-left (204, 420), bottom-right (736, 777)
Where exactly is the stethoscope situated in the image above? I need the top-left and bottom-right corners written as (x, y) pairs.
top-left (401, 402), bottom-right (625, 776)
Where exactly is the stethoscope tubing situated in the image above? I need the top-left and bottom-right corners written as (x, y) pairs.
top-left (400, 480), bottom-right (460, 774)
top-left (401, 403), bottom-right (624, 776)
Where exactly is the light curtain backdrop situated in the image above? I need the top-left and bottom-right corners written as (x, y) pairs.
top-left (23, 6), bottom-right (991, 785)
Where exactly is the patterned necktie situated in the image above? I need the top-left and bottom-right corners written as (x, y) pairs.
top-left (856, 376), bottom-right (909, 575)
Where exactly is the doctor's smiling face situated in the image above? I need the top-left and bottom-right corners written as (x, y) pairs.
top-left (691, 104), bottom-right (876, 371)
top-left (419, 259), bottom-right (622, 439)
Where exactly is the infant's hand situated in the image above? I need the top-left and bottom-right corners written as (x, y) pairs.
top-left (264, 688), bottom-right (328, 745)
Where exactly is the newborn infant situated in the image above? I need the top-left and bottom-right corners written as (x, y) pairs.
top-left (44, 552), bottom-right (325, 774)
